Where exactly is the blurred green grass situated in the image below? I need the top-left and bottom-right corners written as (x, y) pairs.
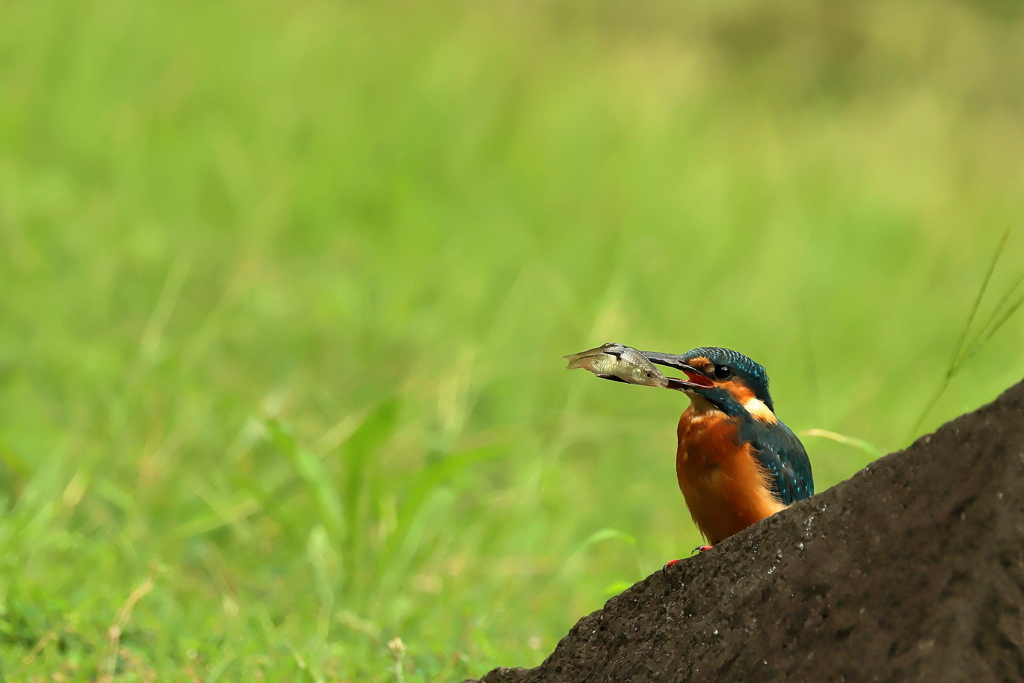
top-left (2, 0), bottom-right (1024, 679)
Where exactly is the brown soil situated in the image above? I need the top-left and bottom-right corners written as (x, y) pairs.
top-left (468, 379), bottom-right (1024, 683)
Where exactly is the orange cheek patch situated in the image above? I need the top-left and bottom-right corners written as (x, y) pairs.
top-left (729, 383), bottom-right (753, 400)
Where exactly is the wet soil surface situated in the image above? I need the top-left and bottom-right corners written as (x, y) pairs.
top-left (469, 379), bottom-right (1024, 683)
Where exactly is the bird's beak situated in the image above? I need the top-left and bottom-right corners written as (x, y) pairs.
top-left (640, 351), bottom-right (715, 391)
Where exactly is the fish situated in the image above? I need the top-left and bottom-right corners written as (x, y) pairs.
top-left (563, 343), bottom-right (671, 387)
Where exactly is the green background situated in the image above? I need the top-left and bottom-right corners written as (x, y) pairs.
top-left (2, 0), bottom-right (1023, 680)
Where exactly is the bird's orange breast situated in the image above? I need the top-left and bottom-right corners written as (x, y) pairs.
top-left (675, 406), bottom-right (784, 546)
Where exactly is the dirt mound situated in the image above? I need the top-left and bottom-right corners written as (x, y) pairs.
top-left (469, 379), bottom-right (1024, 683)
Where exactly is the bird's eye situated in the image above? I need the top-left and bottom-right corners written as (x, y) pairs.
top-left (713, 365), bottom-right (732, 379)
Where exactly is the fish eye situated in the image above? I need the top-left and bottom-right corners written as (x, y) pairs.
top-left (713, 365), bottom-right (732, 379)
top-left (645, 371), bottom-right (652, 378)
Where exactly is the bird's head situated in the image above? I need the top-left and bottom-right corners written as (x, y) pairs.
top-left (644, 347), bottom-right (776, 421)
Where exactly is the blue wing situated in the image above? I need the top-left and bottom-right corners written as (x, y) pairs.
top-left (742, 419), bottom-right (814, 505)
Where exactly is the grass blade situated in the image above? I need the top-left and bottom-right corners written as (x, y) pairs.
top-left (909, 228), bottom-right (1011, 438)
top-left (341, 400), bottom-right (398, 598)
top-left (267, 419), bottom-right (344, 540)
top-left (799, 429), bottom-right (882, 456)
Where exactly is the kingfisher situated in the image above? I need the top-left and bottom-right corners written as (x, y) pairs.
top-left (638, 347), bottom-right (814, 551)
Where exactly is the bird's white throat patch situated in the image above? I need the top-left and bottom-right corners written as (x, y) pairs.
top-left (743, 396), bottom-right (776, 423)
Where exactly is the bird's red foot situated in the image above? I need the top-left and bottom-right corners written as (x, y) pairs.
top-left (663, 546), bottom-right (714, 571)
